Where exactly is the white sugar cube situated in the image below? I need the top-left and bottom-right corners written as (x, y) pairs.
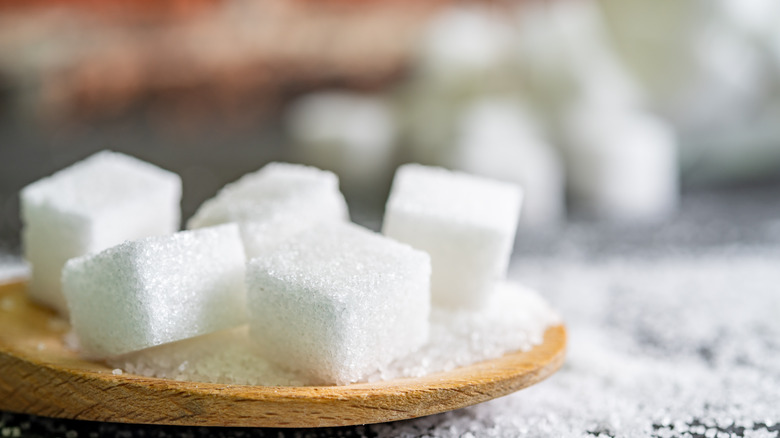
top-left (453, 99), bottom-right (565, 227)
top-left (563, 105), bottom-right (679, 222)
top-left (419, 6), bottom-right (515, 77)
top-left (20, 151), bottom-right (181, 315)
top-left (382, 164), bottom-right (522, 309)
top-left (246, 222), bottom-right (431, 385)
top-left (239, 217), bottom-right (317, 259)
top-left (62, 224), bottom-right (247, 358)
top-left (285, 92), bottom-right (397, 193)
top-left (186, 162), bottom-right (349, 230)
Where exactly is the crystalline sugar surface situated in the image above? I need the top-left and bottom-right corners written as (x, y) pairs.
top-left (239, 217), bottom-right (317, 259)
top-left (246, 222), bottom-right (431, 385)
top-left (382, 164), bottom-right (522, 308)
top-left (186, 162), bottom-right (349, 230)
top-left (62, 224), bottom-right (247, 358)
top-left (20, 151), bottom-right (181, 314)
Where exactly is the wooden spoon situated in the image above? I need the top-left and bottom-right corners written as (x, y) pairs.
top-left (0, 280), bottom-right (566, 428)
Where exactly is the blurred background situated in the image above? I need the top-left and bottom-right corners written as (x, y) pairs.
top-left (1, 0), bottom-right (779, 248)
top-left (2, 2), bottom-right (780, 435)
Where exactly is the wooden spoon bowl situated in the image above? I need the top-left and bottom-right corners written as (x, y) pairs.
top-left (0, 281), bottom-right (566, 428)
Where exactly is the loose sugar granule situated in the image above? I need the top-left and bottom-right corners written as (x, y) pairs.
top-left (365, 251), bottom-right (780, 437)
top-left (106, 283), bottom-right (559, 386)
top-left (367, 282), bottom-right (560, 381)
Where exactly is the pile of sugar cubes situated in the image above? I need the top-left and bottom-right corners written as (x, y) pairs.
top-left (21, 150), bottom-right (559, 385)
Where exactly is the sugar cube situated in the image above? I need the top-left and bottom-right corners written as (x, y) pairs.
top-left (62, 224), bottom-right (247, 358)
top-left (285, 92), bottom-right (397, 193)
top-left (246, 222), bottom-right (431, 385)
top-left (20, 151), bottom-right (181, 315)
top-left (239, 217), bottom-right (316, 259)
top-left (382, 164), bottom-right (522, 308)
top-left (187, 162), bottom-right (349, 230)
top-left (419, 6), bottom-right (515, 77)
top-left (453, 99), bottom-right (565, 227)
top-left (562, 105), bottom-right (679, 222)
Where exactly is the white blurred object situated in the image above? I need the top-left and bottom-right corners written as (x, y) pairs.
top-left (563, 104), bottom-right (679, 222)
top-left (452, 99), bottom-right (565, 227)
top-left (401, 5), bottom-right (518, 167)
top-left (285, 92), bottom-right (397, 192)
top-left (675, 25), bottom-right (768, 131)
top-left (515, 0), bottom-right (646, 119)
top-left (598, 0), bottom-right (772, 133)
top-left (714, 0), bottom-right (780, 37)
top-left (417, 6), bottom-right (515, 78)
top-left (397, 84), bottom-right (463, 168)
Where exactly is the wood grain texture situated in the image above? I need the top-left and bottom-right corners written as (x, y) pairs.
top-left (0, 280), bottom-right (566, 428)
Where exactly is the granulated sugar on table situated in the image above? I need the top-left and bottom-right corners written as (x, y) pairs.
top-left (369, 251), bottom-right (779, 438)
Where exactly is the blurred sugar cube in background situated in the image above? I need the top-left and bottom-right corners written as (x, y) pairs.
top-left (0, 0), bottom-right (779, 246)
top-left (562, 105), bottom-right (679, 222)
top-left (452, 99), bottom-right (565, 227)
top-left (285, 92), bottom-right (398, 197)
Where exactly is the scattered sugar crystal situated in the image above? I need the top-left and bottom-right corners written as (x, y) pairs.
top-left (106, 281), bottom-right (558, 386)
top-left (460, 250), bottom-right (780, 438)
top-left (108, 326), bottom-right (306, 386)
top-left (62, 224), bottom-right (246, 358)
top-left (246, 222), bottom-right (431, 385)
top-left (111, 369), bottom-right (122, 376)
top-left (186, 162), bottom-right (349, 230)
top-left (367, 282), bottom-right (560, 381)
top-left (20, 150), bottom-right (181, 315)
top-left (382, 164), bottom-right (522, 308)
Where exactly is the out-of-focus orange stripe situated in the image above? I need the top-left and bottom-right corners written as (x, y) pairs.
top-left (0, 0), bottom-right (220, 21)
